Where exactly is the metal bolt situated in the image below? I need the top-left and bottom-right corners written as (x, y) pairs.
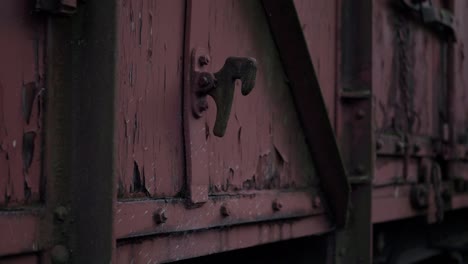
top-left (356, 109), bottom-right (366, 120)
top-left (313, 196), bottom-right (322, 209)
top-left (153, 208), bottom-right (168, 224)
top-left (198, 55), bottom-right (210, 66)
top-left (220, 204), bottom-right (230, 217)
top-left (54, 206), bottom-right (68, 222)
top-left (198, 75), bottom-right (211, 88)
top-left (51, 245), bottom-right (69, 264)
top-left (272, 200), bottom-right (283, 211)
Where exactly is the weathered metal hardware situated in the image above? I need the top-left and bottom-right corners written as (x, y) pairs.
top-left (36, 0), bottom-right (77, 15)
top-left (191, 50), bottom-right (257, 137)
top-left (398, 0), bottom-right (456, 41)
top-left (153, 208), bottom-right (168, 224)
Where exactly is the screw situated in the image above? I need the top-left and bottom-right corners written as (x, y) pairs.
top-left (272, 200), bottom-right (283, 211)
top-left (356, 109), bottom-right (366, 120)
top-left (51, 245), bottom-right (69, 264)
top-left (198, 55), bottom-right (210, 66)
top-left (220, 204), bottom-right (230, 217)
top-left (54, 206), bottom-right (68, 222)
top-left (153, 208), bottom-right (168, 224)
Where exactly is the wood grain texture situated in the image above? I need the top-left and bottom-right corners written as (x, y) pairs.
top-left (0, 1), bottom-right (45, 206)
top-left (294, 0), bottom-right (338, 125)
top-left (116, 0), bottom-right (186, 198)
top-left (203, 0), bottom-right (317, 194)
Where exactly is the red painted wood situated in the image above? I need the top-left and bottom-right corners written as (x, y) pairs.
top-left (0, 212), bottom-right (40, 257)
top-left (199, 0), bottom-right (317, 195)
top-left (372, 0), bottom-right (448, 215)
top-left (114, 0), bottom-right (332, 259)
top-left (115, 215), bottom-right (330, 264)
top-left (294, 0), bottom-right (338, 125)
top-left (0, 0), bottom-right (45, 206)
top-left (183, 0), bottom-right (211, 204)
top-left (116, 0), bottom-right (186, 198)
top-left (115, 190), bottom-right (323, 239)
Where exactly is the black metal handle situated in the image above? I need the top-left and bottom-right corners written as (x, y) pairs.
top-left (192, 56), bottom-right (257, 137)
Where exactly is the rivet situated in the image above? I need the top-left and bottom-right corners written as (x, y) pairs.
top-left (220, 204), bottom-right (230, 217)
top-left (198, 55), bottom-right (210, 66)
top-left (198, 75), bottom-right (211, 88)
top-left (356, 109), bottom-right (366, 120)
top-left (153, 208), bottom-right (168, 224)
top-left (51, 245), bottom-right (69, 264)
top-left (313, 196), bottom-right (321, 209)
top-left (272, 200), bottom-right (282, 211)
top-left (54, 206), bottom-right (68, 222)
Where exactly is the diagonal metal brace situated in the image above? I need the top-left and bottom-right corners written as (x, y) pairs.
top-left (262, 0), bottom-right (350, 228)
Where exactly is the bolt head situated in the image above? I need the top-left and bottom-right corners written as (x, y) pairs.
top-left (272, 200), bottom-right (282, 211)
top-left (54, 206), bottom-right (68, 222)
top-left (153, 208), bottom-right (168, 224)
top-left (51, 245), bottom-right (69, 264)
top-left (313, 196), bottom-right (321, 209)
top-left (198, 75), bottom-right (211, 87)
top-left (220, 204), bottom-right (230, 217)
top-left (198, 55), bottom-right (210, 66)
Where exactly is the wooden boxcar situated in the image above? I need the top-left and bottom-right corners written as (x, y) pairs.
top-left (1, 0), bottom-right (468, 263)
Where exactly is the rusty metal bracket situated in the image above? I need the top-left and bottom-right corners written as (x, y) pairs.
top-left (397, 0), bottom-right (456, 41)
top-left (36, 0), bottom-right (77, 15)
top-left (262, 0), bottom-right (349, 228)
top-left (191, 48), bottom-right (257, 137)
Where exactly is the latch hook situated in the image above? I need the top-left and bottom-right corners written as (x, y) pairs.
top-left (191, 49), bottom-right (257, 137)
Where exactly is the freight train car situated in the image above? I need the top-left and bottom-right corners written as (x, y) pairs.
top-left (1, 0), bottom-right (468, 263)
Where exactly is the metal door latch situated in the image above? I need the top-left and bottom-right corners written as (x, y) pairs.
top-left (398, 0), bottom-right (456, 41)
top-left (191, 48), bottom-right (257, 137)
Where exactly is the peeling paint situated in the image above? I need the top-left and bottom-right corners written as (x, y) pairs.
top-left (0, 1), bottom-right (45, 206)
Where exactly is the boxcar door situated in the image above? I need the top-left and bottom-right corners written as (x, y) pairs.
top-left (115, 1), bottom-right (341, 263)
top-left (372, 0), bottom-right (458, 223)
